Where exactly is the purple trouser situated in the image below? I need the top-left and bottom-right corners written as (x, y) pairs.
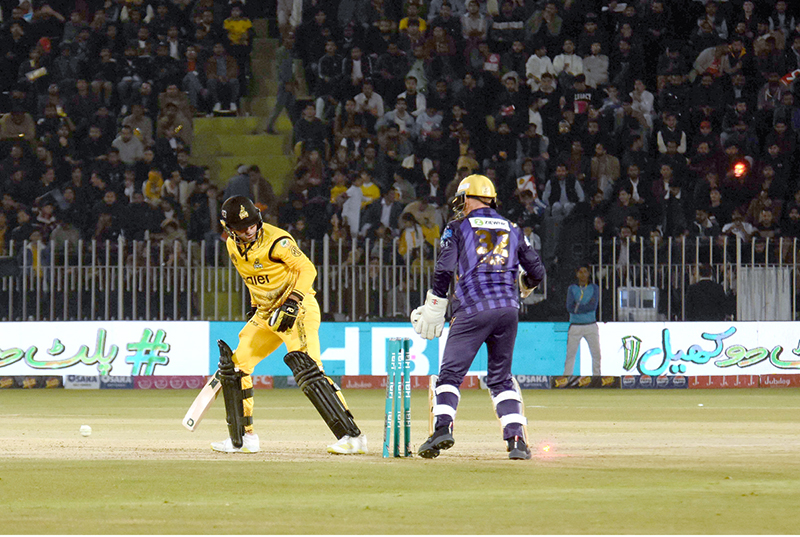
top-left (434, 307), bottom-right (525, 439)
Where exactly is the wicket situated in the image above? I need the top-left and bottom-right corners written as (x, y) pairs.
top-left (383, 338), bottom-right (412, 458)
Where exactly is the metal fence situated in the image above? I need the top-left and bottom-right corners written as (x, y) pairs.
top-left (1, 234), bottom-right (793, 323)
top-left (0, 236), bottom-right (545, 322)
top-left (590, 235), bottom-right (799, 322)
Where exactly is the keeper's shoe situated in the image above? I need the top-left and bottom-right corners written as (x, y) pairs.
top-left (507, 436), bottom-right (531, 460)
top-left (418, 425), bottom-right (454, 459)
top-left (211, 432), bottom-right (260, 453)
top-left (327, 434), bottom-right (368, 454)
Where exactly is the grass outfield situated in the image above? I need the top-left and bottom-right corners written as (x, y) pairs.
top-left (1, 388), bottom-right (799, 534)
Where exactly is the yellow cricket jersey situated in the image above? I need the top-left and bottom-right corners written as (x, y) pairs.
top-left (224, 18), bottom-right (253, 45)
top-left (226, 223), bottom-right (316, 319)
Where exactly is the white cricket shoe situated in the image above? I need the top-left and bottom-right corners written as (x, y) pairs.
top-left (211, 432), bottom-right (260, 453)
top-left (229, 102), bottom-right (238, 112)
top-left (327, 434), bottom-right (368, 454)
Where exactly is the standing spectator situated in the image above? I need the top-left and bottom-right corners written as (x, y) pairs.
top-left (564, 264), bottom-right (602, 377)
top-left (266, 32), bottom-right (299, 134)
top-left (222, 2), bottom-right (254, 95)
top-left (685, 264), bottom-right (733, 320)
top-left (315, 39), bottom-right (343, 119)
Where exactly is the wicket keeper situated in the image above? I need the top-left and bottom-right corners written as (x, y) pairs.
top-left (209, 195), bottom-right (366, 454)
top-left (411, 175), bottom-right (545, 459)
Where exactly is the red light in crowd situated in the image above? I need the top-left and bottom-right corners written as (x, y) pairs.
top-left (733, 161), bottom-right (747, 178)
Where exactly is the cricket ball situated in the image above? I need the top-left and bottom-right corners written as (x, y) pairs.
top-left (80, 425), bottom-right (92, 437)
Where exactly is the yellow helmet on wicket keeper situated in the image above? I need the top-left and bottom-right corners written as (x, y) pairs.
top-left (452, 174), bottom-right (497, 219)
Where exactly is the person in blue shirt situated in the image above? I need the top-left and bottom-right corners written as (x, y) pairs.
top-left (564, 264), bottom-right (602, 376)
top-left (410, 174), bottom-right (546, 460)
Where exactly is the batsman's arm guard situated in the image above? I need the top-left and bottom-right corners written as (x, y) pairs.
top-left (217, 339), bottom-right (251, 449)
top-left (284, 351), bottom-right (361, 439)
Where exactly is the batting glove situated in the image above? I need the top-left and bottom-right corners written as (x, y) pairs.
top-left (269, 291), bottom-right (303, 333)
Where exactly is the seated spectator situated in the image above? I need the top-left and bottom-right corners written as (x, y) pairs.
top-left (583, 42), bottom-right (609, 88)
top-left (205, 42), bottom-right (240, 113)
top-left (156, 101), bottom-right (193, 151)
top-left (590, 141), bottom-right (620, 200)
top-left (78, 124), bottom-right (109, 165)
top-left (375, 96), bottom-right (416, 135)
top-left (397, 211), bottom-right (426, 262)
top-left (524, 2), bottom-right (562, 54)
top-left (553, 38), bottom-right (583, 89)
top-left (656, 113), bottom-right (687, 154)
top-left (542, 162), bottom-right (585, 218)
top-left (361, 187), bottom-right (403, 238)
top-left (143, 168), bottom-right (164, 205)
top-left (0, 105), bottom-right (36, 141)
top-left (294, 102), bottom-right (329, 155)
top-left (354, 79), bottom-right (385, 133)
top-left (689, 206), bottom-right (721, 239)
top-left (111, 125), bottom-right (145, 166)
top-left (122, 103), bottom-right (155, 148)
top-left (159, 84), bottom-right (194, 118)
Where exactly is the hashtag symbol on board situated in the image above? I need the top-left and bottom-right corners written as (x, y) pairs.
top-left (125, 329), bottom-right (171, 376)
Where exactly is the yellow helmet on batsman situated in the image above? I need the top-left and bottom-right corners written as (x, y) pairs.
top-left (452, 174), bottom-right (497, 219)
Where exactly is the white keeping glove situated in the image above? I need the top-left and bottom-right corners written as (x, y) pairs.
top-left (410, 290), bottom-right (448, 340)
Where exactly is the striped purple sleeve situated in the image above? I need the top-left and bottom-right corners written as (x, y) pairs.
top-left (431, 222), bottom-right (459, 298)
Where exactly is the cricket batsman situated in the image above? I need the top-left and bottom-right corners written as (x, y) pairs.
top-left (411, 175), bottom-right (545, 460)
top-left (206, 195), bottom-right (366, 454)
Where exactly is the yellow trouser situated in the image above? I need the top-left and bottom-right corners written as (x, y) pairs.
top-left (230, 295), bottom-right (344, 433)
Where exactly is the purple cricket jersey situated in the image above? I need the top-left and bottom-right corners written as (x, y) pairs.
top-left (431, 207), bottom-right (546, 315)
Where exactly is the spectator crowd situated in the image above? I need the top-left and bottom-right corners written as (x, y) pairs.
top-left (272, 0), bottom-right (800, 275)
top-left (3, 0), bottom-right (800, 288)
top-left (0, 0), bottom-right (262, 259)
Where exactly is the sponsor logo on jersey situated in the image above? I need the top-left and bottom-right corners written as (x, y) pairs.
top-left (244, 274), bottom-right (270, 285)
top-left (253, 259), bottom-right (263, 269)
top-left (469, 217), bottom-right (510, 231)
top-left (279, 238), bottom-right (290, 248)
top-left (290, 245), bottom-right (303, 257)
top-left (440, 227), bottom-right (453, 247)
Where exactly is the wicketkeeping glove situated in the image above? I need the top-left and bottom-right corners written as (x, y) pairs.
top-left (269, 291), bottom-right (304, 333)
top-left (410, 290), bottom-right (448, 340)
top-left (518, 270), bottom-right (538, 299)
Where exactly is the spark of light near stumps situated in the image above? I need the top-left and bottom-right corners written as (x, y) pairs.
top-left (535, 438), bottom-right (559, 458)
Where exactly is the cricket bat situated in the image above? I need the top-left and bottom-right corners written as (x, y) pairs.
top-left (182, 370), bottom-right (222, 431)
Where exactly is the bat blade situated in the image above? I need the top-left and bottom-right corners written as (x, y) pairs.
top-left (182, 371), bottom-right (222, 431)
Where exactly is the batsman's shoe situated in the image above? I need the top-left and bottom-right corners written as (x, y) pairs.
top-left (418, 425), bottom-right (454, 459)
top-left (507, 436), bottom-right (531, 460)
top-left (211, 432), bottom-right (260, 453)
top-left (327, 434), bottom-right (368, 454)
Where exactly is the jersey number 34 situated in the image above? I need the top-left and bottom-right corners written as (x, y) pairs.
top-left (475, 230), bottom-right (509, 266)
